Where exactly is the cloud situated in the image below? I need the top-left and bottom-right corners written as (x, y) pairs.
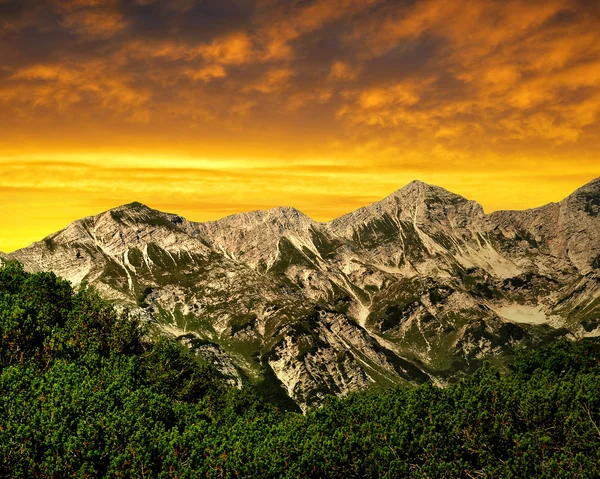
top-left (229, 99), bottom-right (257, 117)
top-left (8, 61), bottom-right (151, 117)
top-left (2, 0), bottom-right (599, 146)
top-left (1, 0), bottom-right (600, 251)
top-left (196, 32), bottom-right (254, 65)
top-left (245, 67), bottom-right (294, 93)
top-left (186, 64), bottom-right (227, 82)
top-left (59, 9), bottom-right (126, 38)
top-left (328, 61), bottom-right (361, 81)
top-left (53, 0), bottom-right (127, 38)
top-left (254, 0), bottom-right (384, 61)
top-left (326, 0), bottom-right (600, 144)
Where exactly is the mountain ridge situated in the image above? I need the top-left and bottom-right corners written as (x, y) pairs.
top-left (2, 176), bottom-right (600, 409)
top-left (5, 177), bottom-right (598, 256)
top-left (87, 175), bottom-right (600, 236)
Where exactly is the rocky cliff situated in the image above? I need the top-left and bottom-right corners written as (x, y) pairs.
top-left (5, 178), bottom-right (600, 410)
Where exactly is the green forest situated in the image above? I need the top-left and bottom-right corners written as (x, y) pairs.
top-left (1, 262), bottom-right (599, 478)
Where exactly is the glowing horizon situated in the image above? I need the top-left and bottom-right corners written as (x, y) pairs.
top-left (1, 0), bottom-right (599, 252)
top-left (1, 151), bottom-right (596, 253)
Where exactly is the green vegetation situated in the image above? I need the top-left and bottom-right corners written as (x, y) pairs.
top-left (127, 247), bottom-right (144, 269)
top-left (1, 262), bottom-right (600, 478)
top-left (230, 313), bottom-right (258, 336)
top-left (137, 286), bottom-right (153, 307)
top-left (269, 237), bottom-right (318, 275)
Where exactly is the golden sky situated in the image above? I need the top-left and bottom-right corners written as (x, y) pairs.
top-left (1, 0), bottom-right (599, 252)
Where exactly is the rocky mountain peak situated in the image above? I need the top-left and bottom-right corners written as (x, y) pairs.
top-left (562, 176), bottom-right (600, 216)
top-left (268, 206), bottom-right (310, 220)
top-left (397, 179), bottom-right (444, 193)
top-left (97, 202), bottom-right (199, 238)
top-left (260, 206), bottom-right (315, 229)
top-left (191, 206), bottom-right (320, 267)
top-left (389, 180), bottom-right (468, 204)
top-left (106, 202), bottom-right (167, 222)
top-left (120, 201), bottom-right (151, 211)
top-left (195, 206), bottom-right (317, 242)
top-left (574, 176), bottom-right (600, 193)
top-left (329, 180), bottom-right (481, 239)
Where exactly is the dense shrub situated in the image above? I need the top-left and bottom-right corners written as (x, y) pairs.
top-left (1, 262), bottom-right (599, 478)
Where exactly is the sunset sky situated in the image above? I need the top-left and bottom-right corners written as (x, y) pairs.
top-left (1, 0), bottom-right (599, 252)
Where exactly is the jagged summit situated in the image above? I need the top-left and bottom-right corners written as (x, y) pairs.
top-left (344, 179), bottom-right (469, 214)
top-left (390, 179), bottom-right (469, 202)
top-left (268, 205), bottom-right (308, 217)
top-left (197, 205), bottom-right (315, 232)
top-left (397, 179), bottom-right (447, 192)
top-left (106, 201), bottom-right (166, 218)
top-left (505, 175), bottom-right (600, 216)
top-left (193, 204), bottom-right (319, 267)
top-left (120, 201), bottom-right (151, 210)
top-left (328, 179), bottom-right (478, 239)
top-left (100, 202), bottom-right (197, 235)
top-left (100, 180), bottom-right (472, 234)
top-left (103, 201), bottom-right (154, 216)
top-left (246, 205), bottom-right (312, 224)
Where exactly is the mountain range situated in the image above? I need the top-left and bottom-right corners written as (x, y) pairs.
top-left (2, 178), bottom-right (599, 410)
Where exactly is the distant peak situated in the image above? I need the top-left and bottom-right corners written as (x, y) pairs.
top-left (268, 206), bottom-right (306, 217)
top-left (199, 205), bottom-right (314, 232)
top-left (118, 201), bottom-right (151, 211)
top-left (101, 202), bottom-right (165, 223)
top-left (401, 179), bottom-right (447, 190)
top-left (392, 180), bottom-right (465, 200)
top-left (105, 202), bottom-right (155, 217)
top-left (241, 206), bottom-right (312, 225)
top-left (407, 179), bottom-right (429, 186)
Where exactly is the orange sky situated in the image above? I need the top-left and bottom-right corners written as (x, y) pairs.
top-left (1, 0), bottom-right (599, 252)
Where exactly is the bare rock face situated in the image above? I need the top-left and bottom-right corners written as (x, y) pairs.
top-left (488, 177), bottom-right (600, 275)
top-left (196, 207), bottom-right (319, 267)
top-left (5, 178), bottom-right (600, 410)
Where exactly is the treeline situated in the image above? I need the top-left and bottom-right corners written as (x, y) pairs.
top-left (1, 262), bottom-right (599, 478)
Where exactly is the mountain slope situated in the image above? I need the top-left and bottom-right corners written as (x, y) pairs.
top-left (5, 178), bottom-right (600, 409)
top-left (488, 177), bottom-right (600, 274)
